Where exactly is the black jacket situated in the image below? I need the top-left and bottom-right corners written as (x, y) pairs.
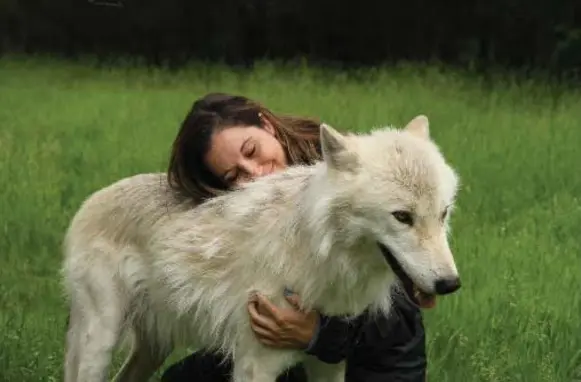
top-left (305, 292), bottom-right (427, 381)
top-left (161, 292), bottom-right (427, 382)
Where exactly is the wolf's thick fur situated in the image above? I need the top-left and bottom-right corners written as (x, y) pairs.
top-left (62, 116), bottom-right (461, 382)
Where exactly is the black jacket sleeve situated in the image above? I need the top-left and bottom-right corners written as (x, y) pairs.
top-left (345, 294), bottom-right (428, 382)
top-left (304, 293), bottom-right (427, 382)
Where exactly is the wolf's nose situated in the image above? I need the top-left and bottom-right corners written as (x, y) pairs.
top-left (435, 277), bottom-right (461, 295)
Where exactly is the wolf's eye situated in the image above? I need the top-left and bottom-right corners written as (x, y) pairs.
top-left (441, 207), bottom-right (448, 221)
top-left (392, 211), bottom-right (414, 226)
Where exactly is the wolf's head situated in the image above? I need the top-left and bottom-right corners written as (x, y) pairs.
top-left (319, 115), bottom-right (461, 309)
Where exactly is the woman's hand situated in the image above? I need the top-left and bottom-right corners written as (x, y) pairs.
top-left (247, 291), bottom-right (320, 349)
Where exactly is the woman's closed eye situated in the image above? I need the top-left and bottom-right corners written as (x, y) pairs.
top-left (243, 141), bottom-right (256, 157)
top-left (224, 169), bottom-right (239, 184)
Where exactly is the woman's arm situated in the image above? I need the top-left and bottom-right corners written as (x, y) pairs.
top-left (247, 291), bottom-right (365, 363)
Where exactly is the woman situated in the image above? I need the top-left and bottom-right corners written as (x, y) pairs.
top-left (161, 93), bottom-right (427, 382)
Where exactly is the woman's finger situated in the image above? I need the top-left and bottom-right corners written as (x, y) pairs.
top-left (248, 300), bottom-right (280, 332)
top-left (255, 294), bottom-right (285, 324)
top-left (284, 293), bottom-right (303, 311)
top-left (251, 324), bottom-right (279, 342)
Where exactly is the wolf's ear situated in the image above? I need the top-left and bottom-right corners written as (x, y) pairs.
top-left (320, 123), bottom-right (359, 172)
top-left (404, 115), bottom-right (430, 140)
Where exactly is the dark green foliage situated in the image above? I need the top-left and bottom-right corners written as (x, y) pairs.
top-left (0, 0), bottom-right (580, 77)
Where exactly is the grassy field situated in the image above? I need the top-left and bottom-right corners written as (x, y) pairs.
top-left (0, 55), bottom-right (580, 382)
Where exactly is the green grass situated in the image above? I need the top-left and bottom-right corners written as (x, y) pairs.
top-left (0, 55), bottom-right (580, 382)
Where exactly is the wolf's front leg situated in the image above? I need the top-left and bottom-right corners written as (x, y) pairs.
top-left (231, 348), bottom-right (300, 382)
top-left (303, 356), bottom-right (346, 382)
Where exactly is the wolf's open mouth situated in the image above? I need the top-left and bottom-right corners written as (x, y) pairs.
top-left (377, 243), bottom-right (437, 309)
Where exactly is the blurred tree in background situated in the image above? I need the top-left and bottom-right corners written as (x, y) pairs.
top-left (0, 0), bottom-right (579, 79)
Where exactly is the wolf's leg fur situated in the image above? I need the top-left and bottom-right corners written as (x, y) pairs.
top-left (76, 303), bottom-right (124, 381)
top-left (64, 304), bottom-right (82, 382)
top-left (111, 324), bottom-right (170, 382)
top-left (231, 350), bottom-right (298, 382)
top-left (231, 359), bottom-right (280, 382)
top-left (303, 356), bottom-right (346, 382)
top-left (66, 262), bottom-right (126, 382)
top-left (66, 301), bottom-right (124, 381)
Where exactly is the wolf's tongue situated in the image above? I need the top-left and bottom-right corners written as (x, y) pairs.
top-left (418, 293), bottom-right (437, 309)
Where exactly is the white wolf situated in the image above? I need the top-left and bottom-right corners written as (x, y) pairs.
top-left (62, 115), bottom-right (461, 382)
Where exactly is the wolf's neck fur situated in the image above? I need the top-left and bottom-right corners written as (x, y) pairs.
top-left (263, 163), bottom-right (394, 317)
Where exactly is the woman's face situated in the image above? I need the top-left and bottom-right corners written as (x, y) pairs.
top-left (204, 118), bottom-right (288, 186)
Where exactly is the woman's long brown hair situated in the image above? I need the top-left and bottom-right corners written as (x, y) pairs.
top-left (167, 93), bottom-right (323, 203)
